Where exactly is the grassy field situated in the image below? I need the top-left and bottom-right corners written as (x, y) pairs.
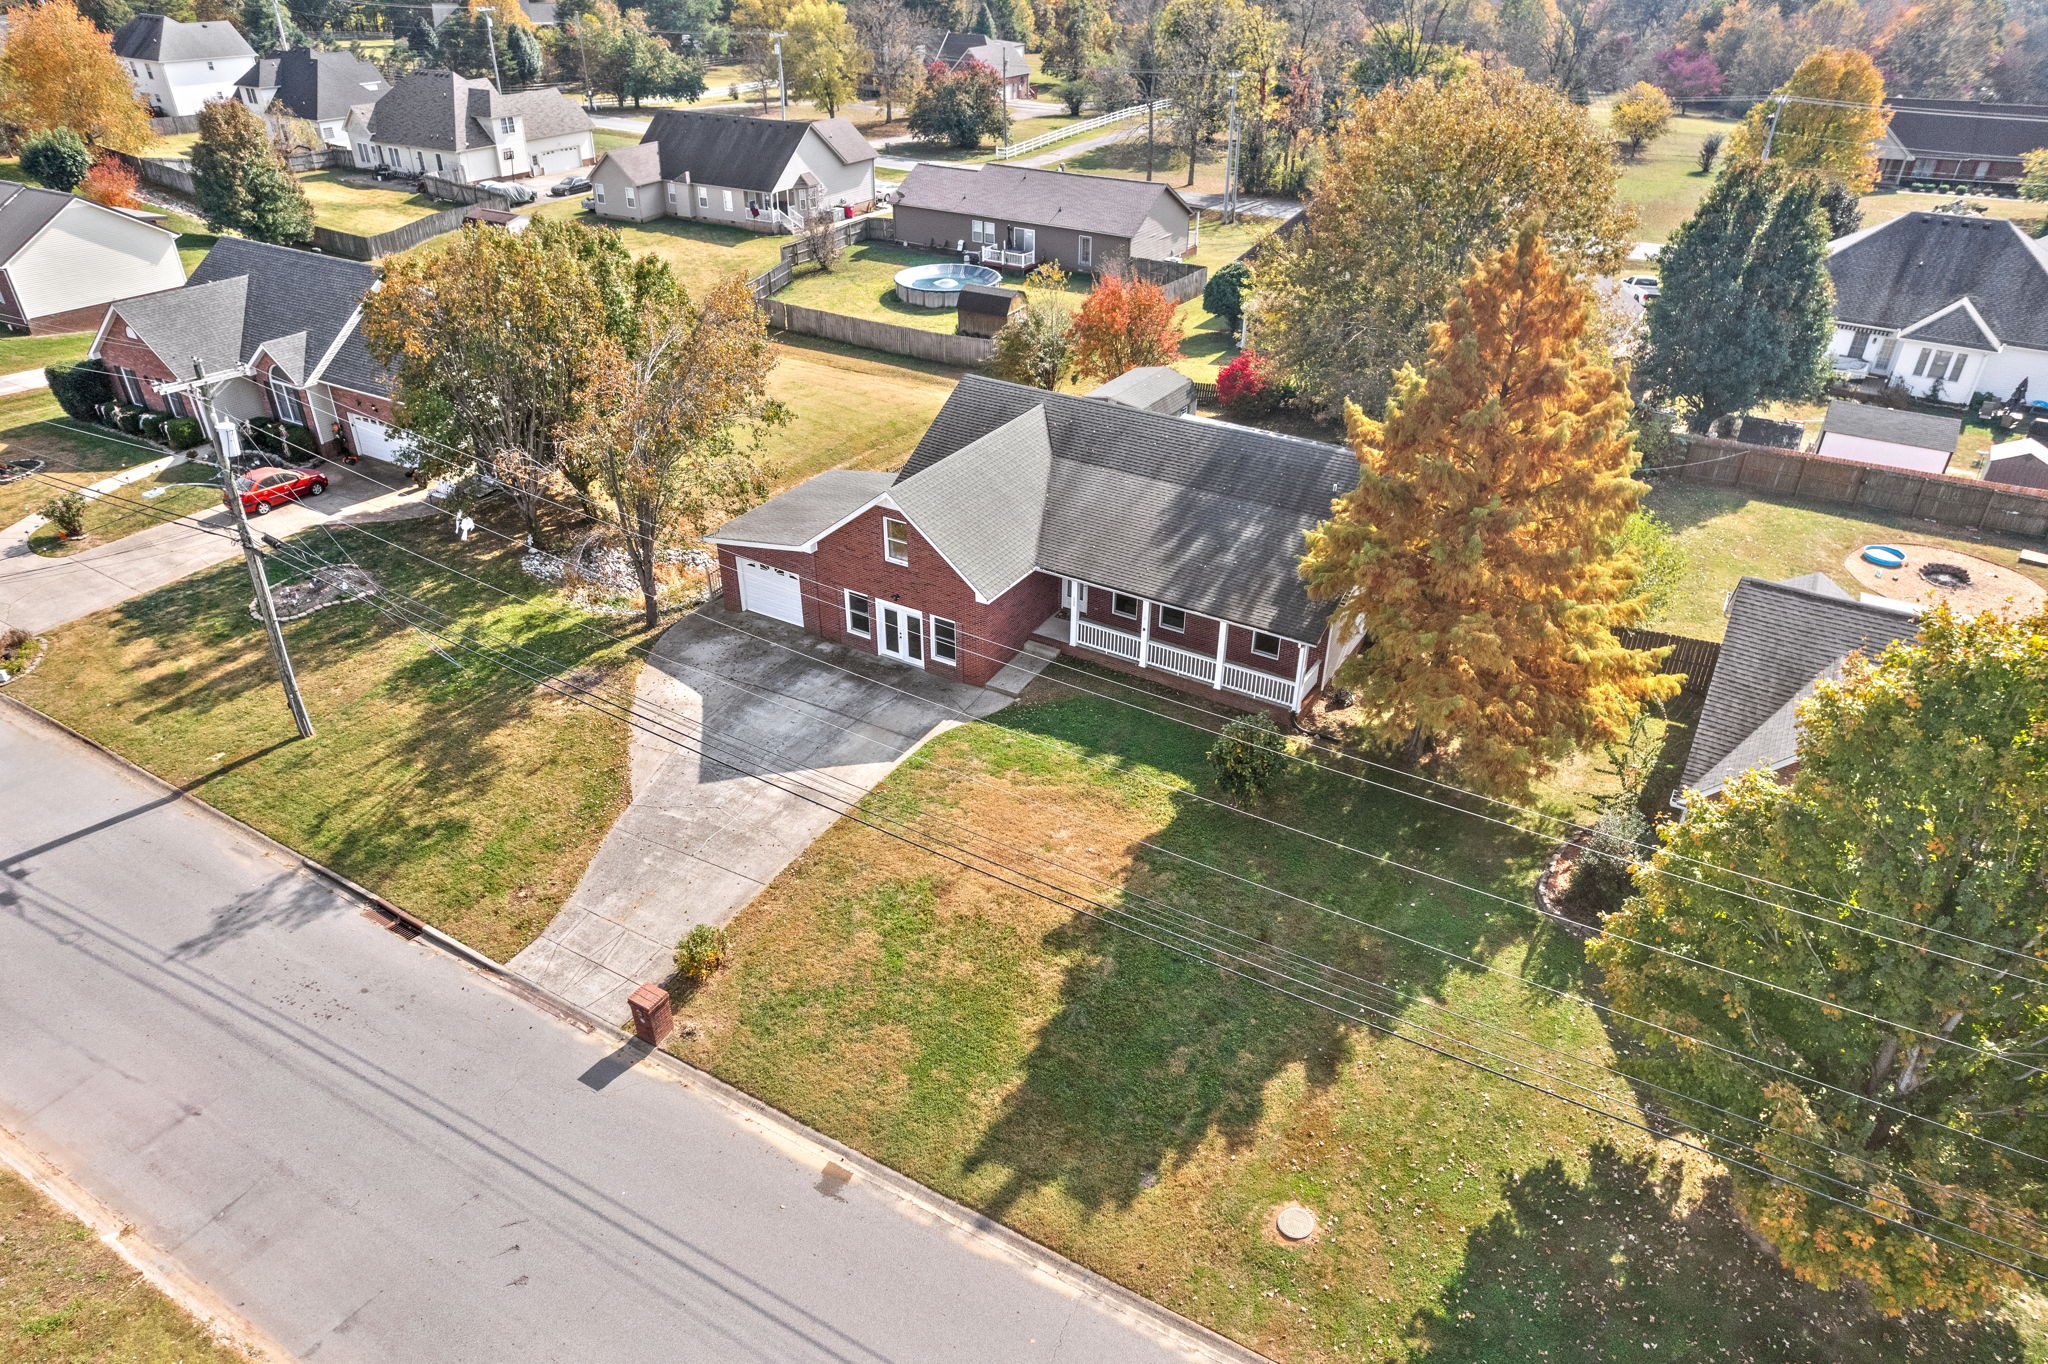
top-left (0, 331), bottom-right (92, 374)
top-left (0, 392), bottom-right (172, 527)
top-left (300, 169), bottom-right (444, 235)
top-left (1057, 130), bottom-right (1230, 195)
top-left (10, 518), bottom-right (637, 962)
top-left (593, 127), bottom-right (642, 154)
top-left (1641, 482), bottom-right (2048, 639)
top-left (670, 682), bottom-right (2036, 1362)
top-left (1609, 110), bottom-right (1741, 244)
top-left (522, 201), bottom-right (788, 293)
top-left (2, 1167), bottom-right (246, 1363)
top-left (26, 460), bottom-right (218, 556)
top-left (760, 338), bottom-right (962, 484)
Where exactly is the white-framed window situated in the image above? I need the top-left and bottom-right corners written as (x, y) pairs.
top-left (594, 184), bottom-right (605, 202)
top-left (1912, 348), bottom-right (1968, 382)
top-left (722, 189), bottom-right (734, 212)
top-left (270, 376), bottom-right (303, 424)
top-left (499, 116), bottom-right (516, 134)
top-left (883, 517), bottom-right (910, 564)
top-left (1251, 631), bottom-right (1282, 659)
top-left (931, 617), bottom-right (958, 664)
top-left (1111, 592), bottom-right (1138, 618)
top-left (845, 590), bottom-right (872, 637)
top-left (1077, 233), bottom-right (1092, 268)
top-left (625, 189), bottom-right (635, 206)
top-left (971, 218), bottom-right (996, 244)
top-left (698, 186), bottom-right (709, 207)
top-left (1157, 606), bottom-right (1186, 632)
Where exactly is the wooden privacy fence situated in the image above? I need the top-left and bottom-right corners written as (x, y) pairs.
top-left (1618, 627), bottom-right (1720, 694)
top-left (312, 206), bottom-right (474, 261)
top-left (1667, 436), bottom-right (2048, 540)
top-left (1129, 256), bottom-right (1208, 305)
top-left (763, 301), bottom-right (995, 366)
top-left (419, 175), bottom-right (518, 208)
top-left (114, 151), bottom-right (197, 198)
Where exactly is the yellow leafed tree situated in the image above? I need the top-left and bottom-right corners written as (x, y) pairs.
top-left (1300, 230), bottom-right (1681, 797)
top-left (0, 0), bottom-right (154, 152)
top-left (1725, 47), bottom-right (1890, 192)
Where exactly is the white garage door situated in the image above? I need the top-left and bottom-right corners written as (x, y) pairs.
top-left (347, 414), bottom-right (417, 467)
top-left (736, 557), bottom-right (805, 626)
top-left (533, 143), bottom-right (583, 174)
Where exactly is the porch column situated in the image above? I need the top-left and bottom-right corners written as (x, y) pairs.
top-left (1290, 644), bottom-right (1311, 713)
top-left (1138, 599), bottom-right (1151, 666)
top-left (1213, 622), bottom-right (1229, 689)
top-left (1068, 579), bottom-right (1080, 647)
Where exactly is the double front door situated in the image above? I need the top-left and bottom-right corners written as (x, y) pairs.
top-left (878, 601), bottom-right (924, 666)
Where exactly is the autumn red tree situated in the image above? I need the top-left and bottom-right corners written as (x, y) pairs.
top-left (77, 157), bottom-right (140, 209)
top-left (1070, 272), bottom-right (1183, 383)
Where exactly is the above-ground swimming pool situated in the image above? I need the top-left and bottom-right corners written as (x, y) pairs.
top-left (894, 262), bottom-right (1003, 308)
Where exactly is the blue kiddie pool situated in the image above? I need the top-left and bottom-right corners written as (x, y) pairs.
top-left (1862, 544), bottom-right (1907, 569)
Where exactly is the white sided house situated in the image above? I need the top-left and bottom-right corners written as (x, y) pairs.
top-left (1827, 212), bottom-right (2048, 403)
top-left (346, 69), bottom-right (593, 182)
top-left (111, 14), bottom-right (255, 117)
top-left (0, 184), bottom-right (185, 335)
top-left (589, 110), bottom-right (876, 232)
top-left (235, 47), bottom-right (388, 147)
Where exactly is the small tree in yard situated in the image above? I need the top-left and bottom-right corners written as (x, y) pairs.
top-left (20, 128), bottom-right (92, 191)
top-left (39, 493), bottom-right (86, 540)
top-left (1610, 81), bottom-right (1675, 159)
top-left (1593, 605), bottom-right (2048, 1315)
top-left (563, 274), bottom-right (786, 629)
top-left (798, 204), bottom-right (844, 272)
top-left (1696, 132), bottom-right (1723, 175)
top-left (192, 99), bottom-right (314, 244)
top-left (673, 924), bottom-right (730, 982)
top-left (1206, 713), bottom-right (1287, 803)
top-left (1070, 272), bottom-right (1182, 382)
top-left (1299, 230), bottom-right (1680, 797)
top-left (2024, 148), bottom-right (2048, 201)
top-left (76, 156), bottom-right (140, 209)
top-left (1202, 259), bottom-right (1250, 323)
top-left (990, 298), bottom-right (1075, 390)
top-left (1214, 348), bottom-right (1278, 415)
top-left (907, 58), bottom-right (1010, 148)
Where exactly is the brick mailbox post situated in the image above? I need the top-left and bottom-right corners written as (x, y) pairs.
top-left (627, 983), bottom-right (673, 1046)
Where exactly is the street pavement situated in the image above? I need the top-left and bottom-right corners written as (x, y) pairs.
top-left (0, 460), bottom-right (433, 636)
top-left (0, 703), bottom-right (1249, 1364)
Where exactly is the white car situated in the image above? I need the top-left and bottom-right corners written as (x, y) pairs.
top-left (1620, 273), bottom-right (1661, 300)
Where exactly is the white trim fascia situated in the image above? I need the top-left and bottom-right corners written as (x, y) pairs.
top-left (1895, 297), bottom-right (2001, 351)
top-left (11, 197), bottom-right (180, 265)
top-left (301, 305), bottom-right (366, 388)
top-left (704, 535), bottom-right (818, 554)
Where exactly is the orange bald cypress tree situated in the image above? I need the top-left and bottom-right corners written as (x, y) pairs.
top-left (1300, 230), bottom-right (1680, 796)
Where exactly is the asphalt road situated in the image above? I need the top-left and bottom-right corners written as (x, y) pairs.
top-left (0, 703), bottom-right (1244, 1364)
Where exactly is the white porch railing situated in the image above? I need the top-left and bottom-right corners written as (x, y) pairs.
top-left (1222, 662), bottom-right (1296, 708)
top-left (979, 244), bottom-right (1035, 269)
top-left (1076, 618), bottom-right (1142, 662)
top-left (1145, 637), bottom-right (1217, 683)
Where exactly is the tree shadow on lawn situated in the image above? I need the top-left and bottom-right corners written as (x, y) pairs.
top-left (1410, 1142), bottom-right (2025, 1363)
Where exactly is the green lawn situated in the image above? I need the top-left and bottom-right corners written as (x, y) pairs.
top-left (1642, 481), bottom-right (2048, 639)
top-left (759, 338), bottom-right (961, 484)
top-left (10, 518), bottom-right (637, 962)
top-left (0, 331), bottom-right (92, 374)
top-left (1608, 109), bottom-right (1742, 244)
top-left (0, 392), bottom-right (172, 528)
top-left (2, 1168), bottom-right (246, 1364)
top-left (300, 169), bottom-right (444, 236)
top-left (775, 242), bottom-right (995, 334)
top-left (1171, 214), bottom-right (1274, 382)
top-left (1859, 189), bottom-right (2048, 233)
top-left (670, 683), bottom-right (2036, 1363)
top-left (522, 201), bottom-right (788, 294)
top-left (593, 127), bottom-right (642, 154)
top-left (27, 460), bottom-right (218, 557)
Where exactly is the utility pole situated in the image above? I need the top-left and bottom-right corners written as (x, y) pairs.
top-left (478, 7), bottom-right (503, 91)
top-left (1144, 83), bottom-right (1155, 182)
top-left (269, 0), bottom-right (290, 49)
top-left (171, 363), bottom-right (314, 739)
top-left (1221, 71), bottom-right (1243, 224)
top-left (1760, 92), bottom-right (1787, 162)
top-left (772, 32), bottom-right (787, 119)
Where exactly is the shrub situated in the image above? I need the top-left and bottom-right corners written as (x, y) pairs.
top-left (990, 299), bottom-right (1075, 390)
top-left (20, 127), bottom-right (92, 191)
top-left (39, 492), bottom-right (86, 538)
top-left (137, 412), bottom-right (165, 441)
top-left (77, 158), bottom-right (141, 211)
top-left (246, 418), bottom-right (282, 454)
top-left (1206, 713), bottom-right (1288, 803)
top-left (1053, 78), bottom-right (1088, 115)
top-left (165, 415), bottom-right (205, 450)
top-left (278, 423), bottom-right (319, 462)
top-left (114, 407), bottom-right (145, 434)
top-left (673, 924), bottom-right (730, 982)
top-left (1695, 132), bottom-right (1723, 175)
top-left (1576, 801), bottom-right (1651, 911)
top-left (46, 360), bottom-right (113, 423)
top-left (1215, 349), bottom-right (1280, 415)
top-left (1203, 259), bottom-right (1250, 322)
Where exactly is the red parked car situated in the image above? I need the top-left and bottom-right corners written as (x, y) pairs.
top-left (230, 465), bottom-right (328, 516)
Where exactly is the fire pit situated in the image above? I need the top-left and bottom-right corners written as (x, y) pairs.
top-left (1918, 561), bottom-right (1973, 590)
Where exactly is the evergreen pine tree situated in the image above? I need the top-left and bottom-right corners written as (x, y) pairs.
top-left (192, 99), bottom-right (314, 245)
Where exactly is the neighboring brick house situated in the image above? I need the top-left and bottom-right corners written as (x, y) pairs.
top-left (891, 164), bottom-right (1196, 271)
top-left (707, 371), bottom-right (1362, 718)
top-left (111, 13), bottom-right (254, 117)
top-left (89, 237), bottom-right (400, 462)
top-left (1674, 574), bottom-right (1920, 809)
top-left (346, 69), bottom-right (593, 182)
top-left (1874, 99), bottom-right (2048, 192)
top-left (589, 110), bottom-right (876, 232)
top-left (0, 183), bottom-right (185, 334)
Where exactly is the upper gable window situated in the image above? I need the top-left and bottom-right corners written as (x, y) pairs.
top-left (883, 517), bottom-right (910, 565)
top-left (499, 116), bottom-right (516, 134)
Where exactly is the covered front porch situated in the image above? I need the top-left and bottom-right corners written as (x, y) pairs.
top-left (1033, 577), bottom-right (1315, 713)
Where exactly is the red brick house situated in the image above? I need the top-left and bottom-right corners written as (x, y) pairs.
top-left (89, 237), bottom-right (402, 462)
top-left (707, 373), bottom-right (1364, 718)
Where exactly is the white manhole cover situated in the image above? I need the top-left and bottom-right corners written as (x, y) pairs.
top-left (1275, 1206), bottom-right (1316, 1241)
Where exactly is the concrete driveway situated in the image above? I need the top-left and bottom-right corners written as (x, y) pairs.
top-left (512, 609), bottom-right (1010, 1020)
top-left (0, 460), bottom-right (432, 635)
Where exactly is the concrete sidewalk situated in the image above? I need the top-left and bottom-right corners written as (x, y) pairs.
top-left (0, 366), bottom-right (49, 398)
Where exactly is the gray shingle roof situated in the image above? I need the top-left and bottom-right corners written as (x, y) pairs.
top-left (237, 47), bottom-right (387, 123)
top-left (1819, 400), bottom-right (1961, 453)
top-left (1880, 98), bottom-right (2048, 164)
top-left (935, 32), bottom-right (1027, 74)
top-left (1897, 300), bottom-right (1997, 349)
top-left (894, 164), bottom-right (1193, 241)
top-left (111, 14), bottom-right (253, 63)
top-left (901, 375), bottom-right (1356, 640)
top-left (1984, 438), bottom-right (2048, 490)
top-left (638, 111), bottom-right (874, 192)
top-left (0, 183), bottom-right (72, 263)
top-left (1088, 366), bottom-right (1194, 415)
top-left (1681, 576), bottom-right (1920, 796)
top-left (104, 237), bottom-right (388, 397)
top-left (366, 70), bottom-right (590, 152)
top-left (889, 406), bottom-right (1051, 599)
top-left (956, 284), bottom-right (1021, 317)
top-left (600, 142), bottom-right (663, 185)
top-left (1828, 213), bottom-right (2048, 351)
top-left (710, 470), bottom-right (895, 547)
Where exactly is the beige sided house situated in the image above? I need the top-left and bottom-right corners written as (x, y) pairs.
top-left (890, 164), bottom-right (1196, 272)
top-left (589, 110), bottom-right (877, 232)
top-left (0, 184), bottom-right (185, 335)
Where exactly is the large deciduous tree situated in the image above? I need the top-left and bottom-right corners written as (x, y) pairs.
top-left (1639, 162), bottom-right (1834, 433)
top-left (850, 0), bottom-right (928, 122)
top-left (0, 0), bottom-right (154, 152)
top-left (564, 275), bottom-right (784, 629)
top-left (1154, 0), bottom-right (1280, 188)
top-left (1070, 271), bottom-right (1182, 381)
top-left (363, 217), bottom-right (675, 543)
top-left (907, 58), bottom-right (1010, 147)
top-left (1258, 68), bottom-right (1633, 417)
top-left (1610, 79), bottom-right (1675, 159)
top-left (1592, 605), bottom-right (2048, 1316)
top-left (1299, 230), bottom-right (1678, 796)
top-left (784, 0), bottom-right (863, 116)
top-left (191, 99), bottom-right (315, 244)
top-left (1876, 0), bottom-right (2002, 98)
top-left (1725, 47), bottom-right (1890, 192)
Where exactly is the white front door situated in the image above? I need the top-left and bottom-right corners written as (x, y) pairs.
top-left (736, 557), bottom-right (805, 626)
top-left (877, 602), bottom-right (924, 666)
